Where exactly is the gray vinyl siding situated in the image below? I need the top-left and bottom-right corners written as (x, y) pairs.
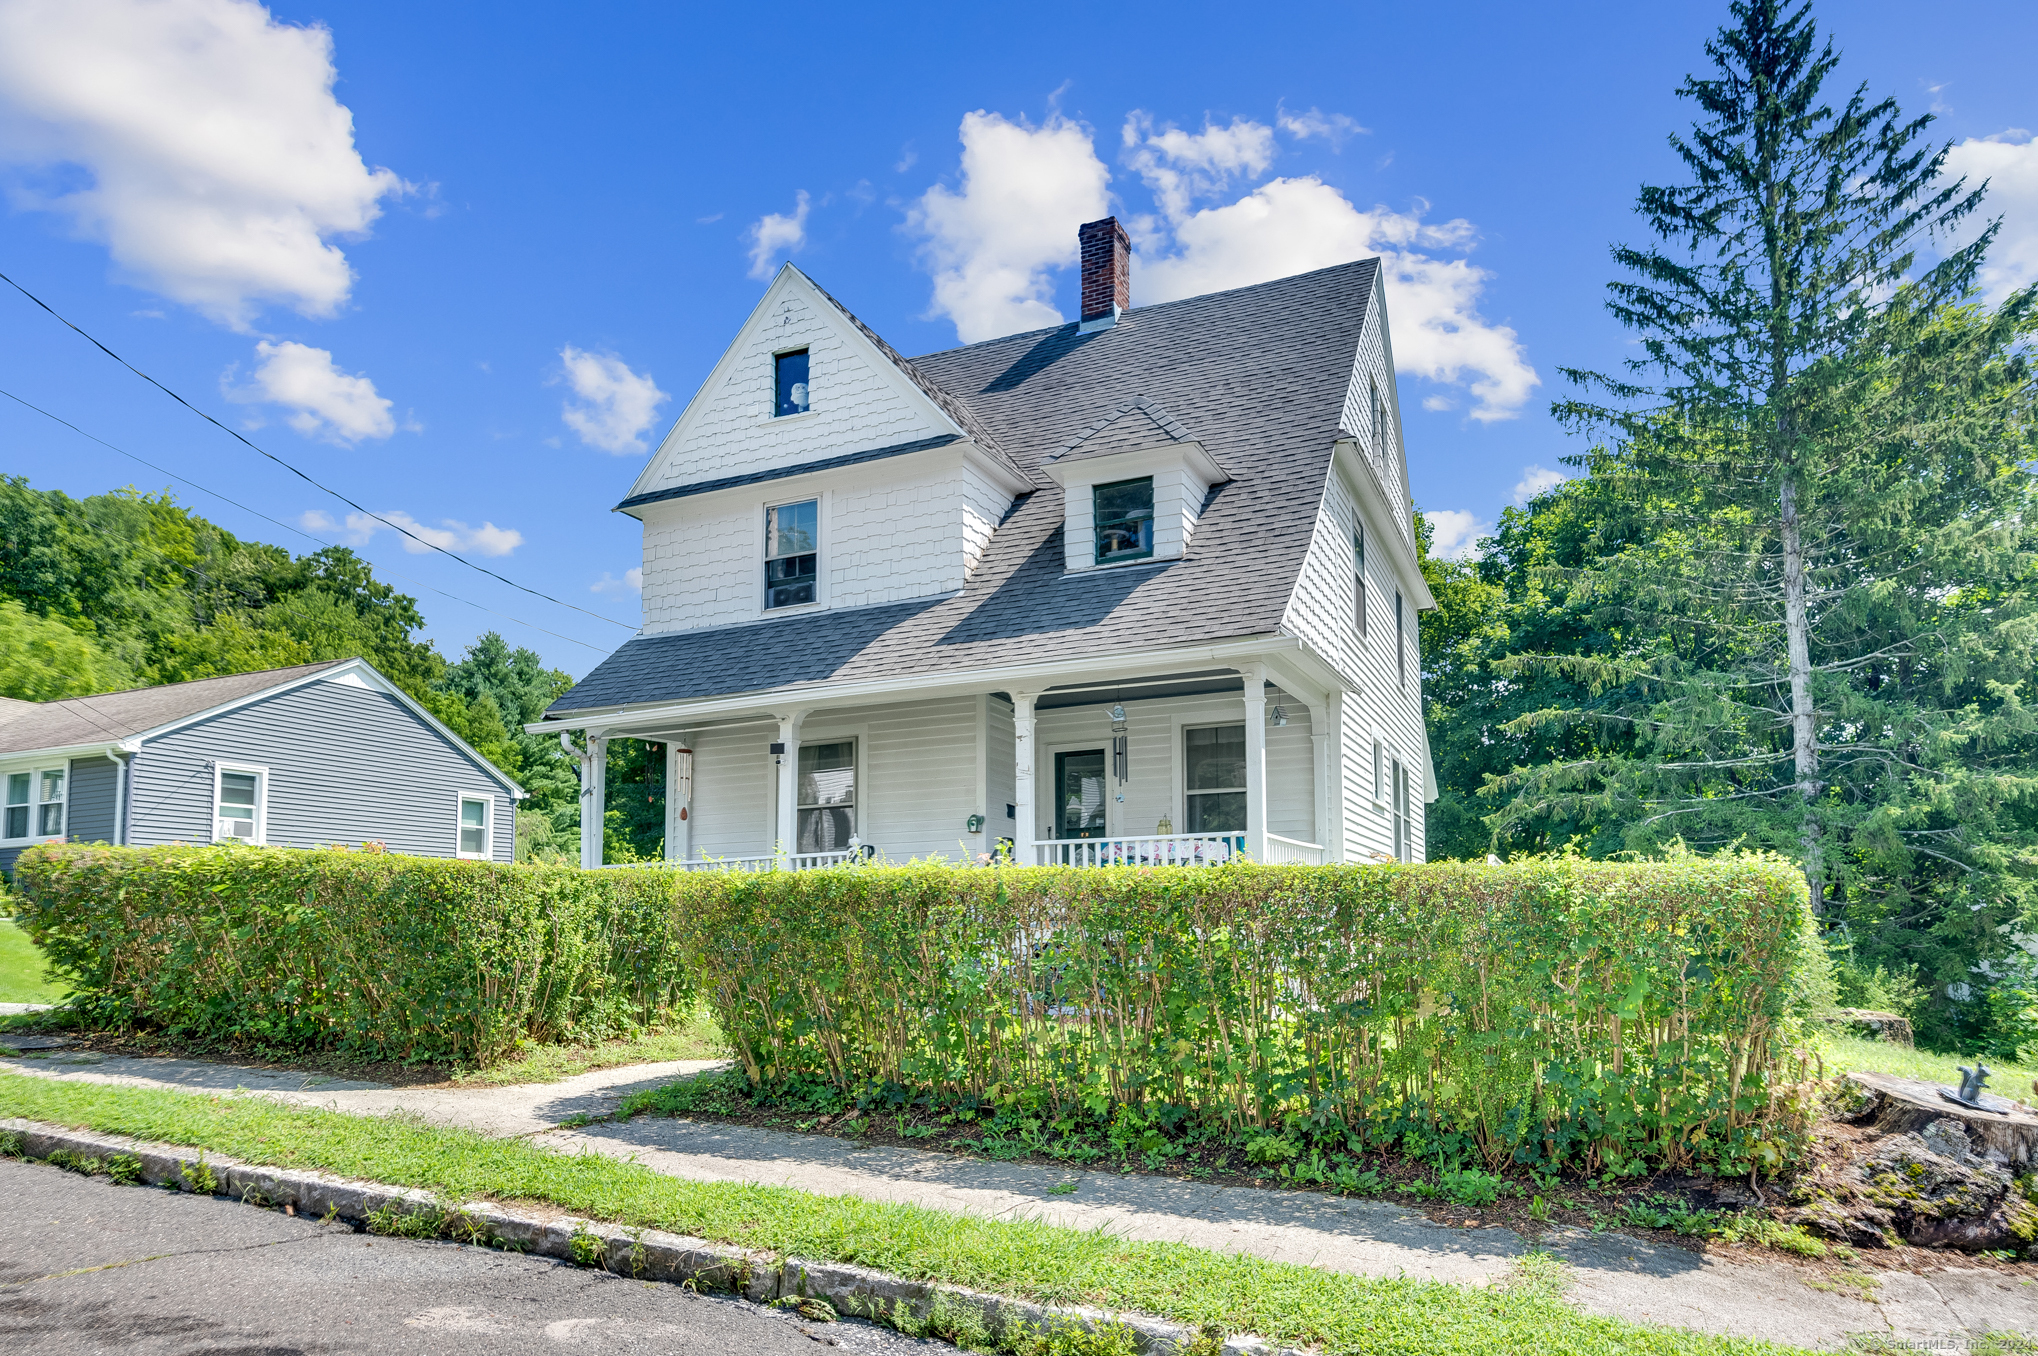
top-left (64, 756), bottom-right (120, 845)
top-left (125, 678), bottom-right (516, 861)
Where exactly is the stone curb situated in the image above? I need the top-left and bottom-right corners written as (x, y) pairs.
top-left (0, 1118), bottom-right (1301, 1356)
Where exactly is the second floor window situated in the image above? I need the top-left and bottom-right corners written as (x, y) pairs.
top-left (1396, 589), bottom-right (1407, 690)
top-left (1093, 477), bottom-right (1154, 564)
top-left (1353, 524), bottom-right (1368, 638)
top-left (774, 349), bottom-right (810, 417)
top-left (765, 499), bottom-right (817, 609)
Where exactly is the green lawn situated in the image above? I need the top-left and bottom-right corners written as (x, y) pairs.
top-left (0, 1072), bottom-right (1826, 1356)
top-left (452, 1004), bottom-right (727, 1086)
top-left (0, 918), bottom-right (64, 1004)
top-left (1817, 1032), bottom-right (2038, 1100)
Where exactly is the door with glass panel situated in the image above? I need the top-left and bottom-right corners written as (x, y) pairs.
top-left (797, 740), bottom-right (855, 853)
top-left (1054, 750), bottom-right (1108, 839)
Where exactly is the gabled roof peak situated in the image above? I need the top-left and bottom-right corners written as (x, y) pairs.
top-left (1046, 396), bottom-right (1198, 465)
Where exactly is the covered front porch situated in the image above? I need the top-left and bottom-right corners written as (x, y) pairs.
top-left (545, 643), bottom-right (1351, 871)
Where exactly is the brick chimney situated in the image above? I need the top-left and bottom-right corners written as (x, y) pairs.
top-left (1078, 217), bottom-right (1130, 329)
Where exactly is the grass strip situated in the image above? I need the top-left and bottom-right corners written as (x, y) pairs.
top-left (456, 1006), bottom-right (726, 1086)
top-left (1817, 1033), bottom-right (2038, 1094)
top-left (0, 1072), bottom-right (1811, 1356)
top-left (0, 917), bottom-right (65, 1004)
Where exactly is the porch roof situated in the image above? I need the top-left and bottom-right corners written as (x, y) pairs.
top-left (547, 260), bottom-right (1377, 719)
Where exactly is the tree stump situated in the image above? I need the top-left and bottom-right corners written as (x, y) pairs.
top-left (1840, 1071), bottom-right (2038, 1170)
top-left (1827, 1008), bottom-right (1915, 1046)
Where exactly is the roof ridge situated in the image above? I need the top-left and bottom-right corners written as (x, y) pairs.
top-left (37, 658), bottom-right (349, 707)
top-left (800, 272), bottom-right (1034, 486)
top-left (905, 256), bottom-right (1382, 366)
top-left (1045, 395), bottom-right (1198, 463)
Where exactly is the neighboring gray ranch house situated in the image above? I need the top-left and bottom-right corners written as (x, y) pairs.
top-left (540, 217), bottom-right (1437, 870)
top-left (0, 658), bottom-right (521, 873)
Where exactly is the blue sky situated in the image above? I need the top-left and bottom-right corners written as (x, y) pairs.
top-left (1, 0), bottom-right (2033, 677)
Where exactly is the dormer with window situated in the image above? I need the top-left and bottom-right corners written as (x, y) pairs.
top-left (1041, 398), bottom-right (1227, 574)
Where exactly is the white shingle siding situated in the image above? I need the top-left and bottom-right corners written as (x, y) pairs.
top-left (640, 291), bottom-right (947, 493)
top-left (638, 453), bottom-right (988, 634)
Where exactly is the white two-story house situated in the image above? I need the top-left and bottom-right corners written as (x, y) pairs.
top-left (538, 218), bottom-right (1437, 869)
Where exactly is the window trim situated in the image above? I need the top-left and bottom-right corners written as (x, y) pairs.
top-left (212, 762), bottom-right (269, 846)
top-left (456, 793), bottom-right (493, 860)
top-left (1391, 758), bottom-right (1414, 863)
top-left (762, 495), bottom-right (822, 613)
top-left (1353, 523), bottom-right (1368, 639)
top-left (772, 346), bottom-right (811, 418)
top-left (1092, 475), bottom-right (1156, 566)
top-left (2, 763), bottom-right (69, 845)
top-left (1181, 721), bottom-right (1248, 836)
top-left (1370, 737), bottom-right (1385, 807)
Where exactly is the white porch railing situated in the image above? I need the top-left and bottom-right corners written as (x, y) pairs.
top-left (1031, 833), bottom-right (1247, 868)
top-left (595, 851), bottom-right (855, 872)
top-left (1264, 834), bottom-right (1327, 865)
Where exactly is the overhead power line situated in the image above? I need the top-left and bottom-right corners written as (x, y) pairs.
top-left (0, 384), bottom-right (611, 655)
top-left (0, 268), bottom-right (634, 632)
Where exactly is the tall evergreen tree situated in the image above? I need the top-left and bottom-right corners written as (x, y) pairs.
top-left (1492, 0), bottom-right (2038, 1050)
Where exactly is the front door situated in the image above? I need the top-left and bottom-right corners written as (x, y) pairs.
top-left (1055, 749), bottom-right (1109, 839)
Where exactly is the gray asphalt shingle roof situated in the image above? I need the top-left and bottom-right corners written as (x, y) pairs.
top-left (0, 661), bottom-right (345, 755)
top-left (549, 260), bottom-right (1377, 717)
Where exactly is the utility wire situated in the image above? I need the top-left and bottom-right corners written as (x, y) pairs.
top-left (0, 384), bottom-right (612, 655)
top-left (0, 268), bottom-right (634, 632)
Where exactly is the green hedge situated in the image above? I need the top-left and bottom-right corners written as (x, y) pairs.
top-left (9, 843), bottom-right (690, 1063)
top-left (671, 855), bottom-right (1820, 1175)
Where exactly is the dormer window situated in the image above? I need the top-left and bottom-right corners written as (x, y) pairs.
top-left (1093, 477), bottom-right (1155, 564)
top-left (765, 499), bottom-right (817, 608)
top-left (774, 349), bottom-right (810, 417)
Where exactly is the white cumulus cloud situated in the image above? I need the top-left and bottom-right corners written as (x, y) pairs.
top-left (1513, 464), bottom-right (1568, 505)
top-left (300, 508), bottom-right (522, 557)
top-left (226, 340), bottom-right (394, 443)
top-left (1136, 177), bottom-right (1539, 421)
top-left (1425, 509), bottom-right (1489, 561)
top-left (1943, 131), bottom-right (2038, 302)
top-left (558, 345), bottom-right (669, 454)
top-left (907, 111), bottom-right (1110, 342)
top-left (1276, 106), bottom-right (1367, 148)
top-left (747, 189), bottom-right (810, 279)
top-left (590, 568), bottom-right (643, 594)
top-left (1123, 113), bottom-right (1277, 225)
top-left (0, 0), bottom-right (405, 330)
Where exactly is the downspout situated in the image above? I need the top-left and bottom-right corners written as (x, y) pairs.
top-left (103, 747), bottom-right (132, 846)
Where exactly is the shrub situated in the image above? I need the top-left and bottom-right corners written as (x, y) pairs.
top-left (671, 854), bottom-right (1818, 1174)
top-left (10, 843), bottom-right (691, 1064)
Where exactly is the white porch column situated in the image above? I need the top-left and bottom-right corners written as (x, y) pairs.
top-left (773, 711), bottom-right (807, 856)
top-left (579, 734), bottom-right (607, 869)
top-left (1012, 691), bottom-right (1039, 865)
top-left (664, 736), bottom-right (692, 862)
top-left (1241, 663), bottom-right (1268, 861)
top-left (1315, 691), bottom-right (1344, 863)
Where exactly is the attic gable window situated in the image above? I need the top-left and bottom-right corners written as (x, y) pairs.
top-left (774, 349), bottom-right (810, 417)
top-left (765, 499), bottom-right (818, 609)
top-left (1093, 477), bottom-right (1155, 564)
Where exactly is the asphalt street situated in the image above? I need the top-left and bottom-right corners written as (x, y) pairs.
top-left (0, 1157), bottom-right (955, 1355)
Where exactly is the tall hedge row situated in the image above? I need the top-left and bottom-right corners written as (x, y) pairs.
top-left (10, 845), bottom-right (1816, 1171)
top-left (9, 843), bottom-right (690, 1063)
top-left (671, 855), bottom-right (1819, 1173)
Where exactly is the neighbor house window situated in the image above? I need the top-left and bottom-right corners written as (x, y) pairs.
top-left (1093, 477), bottom-right (1154, 564)
top-left (797, 740), bottom-right (855, 853)
top-left (458, 796), bottom-right (492, 859)
top-left (4, 768), bottom-right (65, 841)
top-left (1184, 724), bottom-right (1246, 833)
top-left (774, 349), bottom-right (810, 416)
top-left (213, 765), bottom-right (266, 844)
top-left (1395, 590), bottom-right (1406, 690)
top-left (1391, 759), bottom-right (1413, 862)
top-left (765, 499), bottom-right (818, 609)
top-left (1353, 525), bottom-right (1368, 638)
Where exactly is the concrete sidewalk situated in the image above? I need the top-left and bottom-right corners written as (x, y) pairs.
top-left (7, 1049), bottom-right (2037, 1351)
